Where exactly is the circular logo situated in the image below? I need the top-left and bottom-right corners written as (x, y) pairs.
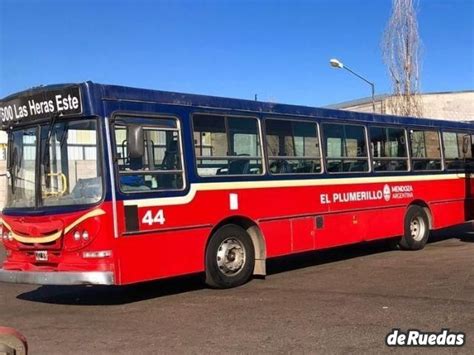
top-left (383, 184), bottom-right (391, 201)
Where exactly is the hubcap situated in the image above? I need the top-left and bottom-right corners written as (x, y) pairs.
top-left (216, 238), bottom-right (246, 276)
top-left (410, 216), bottom-right (426, 241)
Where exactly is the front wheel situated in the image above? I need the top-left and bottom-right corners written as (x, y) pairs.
top-left (205, 224), bottom-right (255, 289)
top-left (399, 205), bottom-right (430, 250)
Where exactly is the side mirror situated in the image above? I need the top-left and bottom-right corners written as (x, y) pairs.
top-left (127, 125), bottom-right (144, 159)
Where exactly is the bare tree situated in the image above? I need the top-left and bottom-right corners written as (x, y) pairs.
top-left (383, 0), bottom-right (423, 117)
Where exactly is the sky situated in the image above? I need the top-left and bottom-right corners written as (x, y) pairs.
top-left (0, 0), bottom-right (473, 107)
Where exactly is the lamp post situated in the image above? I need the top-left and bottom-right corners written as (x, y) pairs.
top-left (330, 58), bottom-right (376, 113)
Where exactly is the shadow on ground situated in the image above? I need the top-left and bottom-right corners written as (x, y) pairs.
top-left (16, 273), bottom-right (206, 306)
top-left (16, 222), bottom-right (473, 306)
top-left (430, 221), bottom-right (473, 243)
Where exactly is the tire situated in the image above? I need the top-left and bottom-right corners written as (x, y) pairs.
top-left (205, 224), bottom-right (255, 289)
top-left (399, 205), bottom-right (430, 250)
top-left (385, 237), bottom-right (401, 250)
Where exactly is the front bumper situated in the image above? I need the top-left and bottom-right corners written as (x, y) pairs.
top-left (0, 269), bottom-right (114, 285)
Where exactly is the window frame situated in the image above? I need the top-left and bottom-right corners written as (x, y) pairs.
top-left (111, 112), bottom-right (187, 194)
top-left (442, 130), bottom-right (473, 171)
top-left (263, 116), bottom-right (324, 176)
top-left (191, 112), bottom-right (266, 178)
top-left (322, 122), bottom-right (371, 174)
top-left (368, 125), bottom-right (410, 173)
top-left (408, 128), bottom-right (443, 172)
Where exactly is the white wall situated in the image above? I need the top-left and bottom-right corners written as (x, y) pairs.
top-left (340, 92), bottom-right (474, 121)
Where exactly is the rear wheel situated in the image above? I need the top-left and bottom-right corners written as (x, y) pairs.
top-left (205, 224), bottom-right (255, 289)
top-left (399, 205), bottom-right (430, 250)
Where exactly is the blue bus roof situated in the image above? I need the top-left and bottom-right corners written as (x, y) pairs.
top-left (2, 81), bottom-right (473, 131)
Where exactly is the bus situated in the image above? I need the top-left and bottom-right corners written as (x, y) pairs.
top-left (0, 82), bottom-right (472, 288)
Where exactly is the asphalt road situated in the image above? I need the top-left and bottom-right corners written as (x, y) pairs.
top-left (0, 224), bottom-right (473, 354)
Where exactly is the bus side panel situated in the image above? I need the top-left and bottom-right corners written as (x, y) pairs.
top-left (116, 228), bottom-right (210, 285)
top-left (314, 212), bottom-right (365, 249)
top-left (430, 201), bottom-right (466, 230)
top-left (291, 217), bottom-right (315, 252)
top-left (260, 220), bottom-right (292, 257)
top-left (313, 206), bottom-right (404, 249)
top-left (363, 207), bottom-right (405, 241)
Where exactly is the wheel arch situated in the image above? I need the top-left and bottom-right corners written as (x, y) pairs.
top-left (408, 200), bottom-right (433, 229)
top-left (207, 216), bottom-right (267, 276)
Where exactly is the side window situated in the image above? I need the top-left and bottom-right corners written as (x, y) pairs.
top-left (471, 134), bottom-right (474, 172)
top-left (114, 116), bottom-right (184, 192)
top-left (443, 132), bottom-right (473, 170)
top-left (265, 119), bottom-right (321, 174)
top-left (323, 123), bottom-right (369, 173)
top-left (472, 134), bottom-right (474, 164)
top-left (410, 129), bottom-right (442, 171)
top-left (369, 127), bottom-right (408, 171)
top-left (193, 114), bottom-right (263, 176)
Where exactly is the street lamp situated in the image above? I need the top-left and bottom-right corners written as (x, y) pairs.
top-left (329, 58), bottom-right (376, 112)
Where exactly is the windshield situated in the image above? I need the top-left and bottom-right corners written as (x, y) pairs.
top-left (6, 118), bottom-right (103, 209)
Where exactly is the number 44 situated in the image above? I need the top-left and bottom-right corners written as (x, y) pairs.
top-left (142, 209), bottom-right (166, 226)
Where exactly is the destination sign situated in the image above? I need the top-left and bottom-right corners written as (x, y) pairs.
top-left (0, 86), bottom-right (83, 126)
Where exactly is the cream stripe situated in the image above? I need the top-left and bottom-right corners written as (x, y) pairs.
top-left (124, 174), bottom-right (465, 208)
top-left (10, 229), bottom-right (62, 244)
top-left (63, 209), bottom-right (106, 234)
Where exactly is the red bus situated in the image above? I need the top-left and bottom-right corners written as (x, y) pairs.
top-left (0, 82), bottom-right (473, 288)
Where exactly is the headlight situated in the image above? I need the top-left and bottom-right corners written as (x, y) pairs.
top-left (63, 215), bottom-right (101, 251)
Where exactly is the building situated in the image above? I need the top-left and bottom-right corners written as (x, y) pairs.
top-left (326, 90), bottom-right (474, 122)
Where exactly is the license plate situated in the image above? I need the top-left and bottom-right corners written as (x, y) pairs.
top-left (35, 251), bottom-right (48, 262)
